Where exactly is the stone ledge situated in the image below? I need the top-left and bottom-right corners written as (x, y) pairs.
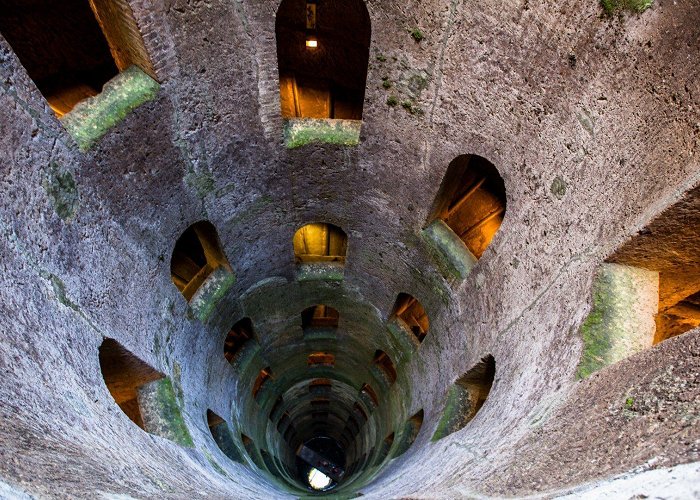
top-left (421, 219), bottom-right (477, 281)
top-left (137, 378), bottom-right (194, 447)
top-left (295, 262), bottom-right (345, 282)
top-left (189, 266), bottom-right (236, 323)
top-left (283, 118), bottom-right (361, 149)
top-left (61, 66), bottom-right (160, 151)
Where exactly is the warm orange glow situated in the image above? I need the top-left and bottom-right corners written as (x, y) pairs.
top-left (306, 39), bottom-right (318, 48)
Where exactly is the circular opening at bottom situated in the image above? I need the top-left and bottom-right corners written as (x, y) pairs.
top-left (308, 468), bottom-right (333, 491)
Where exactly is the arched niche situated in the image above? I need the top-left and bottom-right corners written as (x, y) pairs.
top-left (170, 220), bottom-right (233, 302)
top-left (301, 305), bottom-right (340, 339)
top-left (0, 0), bottom-right (157, 116)
top-left (224, 317), bottom-right (255, 363)
top-left (308, 352), bottom-right (335, 367)
top-left (372, 350), bottom-right (397, 385)
top-left (389, 293), bottom-right (429, 344)
top-left (99, 338), bottom-right (194, 446)
top-left (99, 338), bottom-right (164, 428)
top-left (207, 409), bottom-right (244, 463)
top-left (393, 409), bottom-right (424, 457)
top-left (252, 366), bottom-right (273, 400)
top-left (577, 185), bottom-right (700, 377)
top-left (432, 355), bottom-right (495, 441)
top-left (275, 0), bottom-right (370, 121)
top-left (423, 155), bottom-right (506, 280)
top-left (293, 223), bottom-right (347, 264)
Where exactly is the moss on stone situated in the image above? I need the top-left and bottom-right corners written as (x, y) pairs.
top-left (204, 451), bottom-right (227, 476)
top-left (283, 118), bottom-right (361, 149)
top-left (409, 28), bottom-right (424, 42)
top-left (386, 320), bottom-right (419, 364)
top-left (61, 66), bottom-right (160, 151)
top-left (189, 266), bottom-right (236, 322)
top-left (421, 220), bottom-right (477, 281)
top-left (304, 327), bottom-right (338, 341)
top-left (295, 262), bottom-right (345, 282)
top-left (138, 378), bottom-right (194, 448)
top-left (576, 263), bottom-right (658, 379)
top-left (43, 162), bottom-right (79, 221)
top-left (230, 340), bottom-right (261, 374)
top-left (48, 274), bottom-right (81, 312)
top-left (601, 0), bottom-right (653, 14)
top-left (185, 167), bottom-right (215, 199)
top-left (431, 384), bottom-right (471, 441)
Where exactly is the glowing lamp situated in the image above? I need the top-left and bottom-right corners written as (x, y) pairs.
top-left (306, 38), bottom-right (318, 48)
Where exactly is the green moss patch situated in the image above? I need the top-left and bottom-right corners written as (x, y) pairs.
top-left (601, 0), bottom-right (653, 14)
top-left (576, 263), bottom-right (658, 378)
top-left (432, 385), bottom-right (471, 441)
top-left (61, 66), bottom-right (160, 151)
top-left (283, 118), bottom-right (361, 149)
top-left (138, 378), bottom-right (194, 447)
top-left (189, 266), bottom-right (236, 322)
top-left (421, 220), bottom-right (477, 281)
top-left (295, 262), bottom-right (345, 282)
top-left (43, 162), bottom-right (79, 221)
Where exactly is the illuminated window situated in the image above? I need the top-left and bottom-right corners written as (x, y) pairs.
top-left (429, 155), bottom-right (506, 259)
top-left (301, 305), bottom-right (340, 329)
top-left (99, 338), bottom-right (164, 429)
top-left (276, 0), bottom-right (370, 120)
top-left (372, 350), bottom-right (397, 385)
top-left (309, 378), bottom-right (332, 390)
top-left (433, 356), bottom-right (495, 441)
top-left (0, 0), bottom-right (156, 117)
top-left (308, 467), bottom-right (332, 491)
top-left (252, 367), bottom-right (273, 399)
top-left (224, 318), bottom-right (254, 363)
top-left (293, 223), bottom-right (347, 264)
top-left (308, 352), bottom-right (335, 367)
top-left (171, 221), bottom-right (232, 301)
top-left (390, 293), bottom-right (430, 343)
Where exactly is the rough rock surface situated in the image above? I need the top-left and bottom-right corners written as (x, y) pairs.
top-left (0, 0), bottom-right (698, 498)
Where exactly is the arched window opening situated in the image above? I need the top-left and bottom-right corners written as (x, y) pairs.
top-left (394, 409), bottom-right (423, 457)
top-left (390, 293), bottom-right (429, 343)
top-left (308, 352), bottom-right (335, 367)
top-left (224, 318), bottom-right (254, 363)
top-left (359, 383), bottom-right (379, 408)
top-left (353, 402), bottom-right (367, 422)
top-left (171, 221), bottom-right (232, 302)
top-left (260, 449), bottom-right (278, 474)
top-left (372, 350), bottom-right (397, 385)
top-left (275, 0), bottom-right (370, 121)
top-left (432, 356), bottom-right (495, 441)
top-left (207, 410), bottom-right (244, 463)
top-left (429, 155), bottom-right (506, 259)
top-left (269, 395), bottom-right (285, 421)
top-left (99, 338), bottom-right (164, 428)
top-left (294, 223), bottom-right (347, 265)
top-left (375, 432), bottom-right (394, 465)
top-left (240, 433), bottom-right (264, 468)
top-left (277, 412), bottom-right (291, 433)
top-left (309, 378), bottom-right (332, 393)
top-left (252, 367), bottom-right (273, 400)
top-left (0, 0), bottom-right (157, 118)
top-left (577, 185), bottom-right (699, 377)
top-left (301, 305), bottom-right (340, 329)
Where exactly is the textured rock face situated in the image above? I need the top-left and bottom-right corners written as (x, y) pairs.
top-left (0, 0), bottom-right (699, 498)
